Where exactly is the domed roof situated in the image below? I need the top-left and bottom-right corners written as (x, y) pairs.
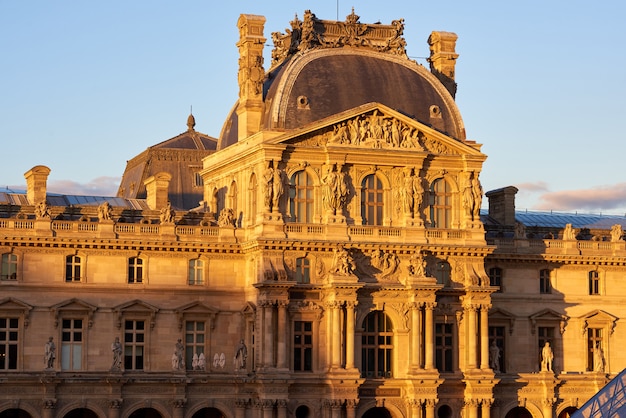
top-left (218, 10), bottom-right (465, 150)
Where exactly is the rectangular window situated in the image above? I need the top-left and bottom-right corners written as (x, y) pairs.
top-left (124, 320), bottom-right (145, 370)
top-left (539, 269), bottom-right (552, 294)
top-left (61, 319), bottom-right (83, 370)
top-left (185, 321), bottom-right (205, 369)
top-left (295, 258), bottom-right (310, 284)
top-left (1, 254), bottom-right (18, 281)
top-left (489, 267), bottom-right (502, 290)
top-left (65, 255), bottom-right (82, 282)
top-left (435, 323), bottom-right (454, 372)
top-left (489, 326), bottom-right (505, 373)
top-left (587, 328), bottom-right (603, 371)
top-left (128, 258), bottom-right (143, 284)
top-left (194, 172), bottom-right (204, 188)
top-left (0, 317), bottom-right (18, 370)
top-left (293, 321), bottom-right (313, 371)
top-left (188, 259), bottom-right (204, 285)
top-left (589, 271), bottom-right (600, 295)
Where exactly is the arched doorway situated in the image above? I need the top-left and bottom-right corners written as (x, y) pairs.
top-left (191, 408), bottom-right (226, 418)
top-left (0, 409), bottom-right (32, 418)
top-left (295, 405), bottom-right (310, 418)
top-left (558, 407), bottom-right (578, 418)
top-left (64, 409), bottom-right (99, 418)
top-left (128, 408), bottom-right (162, 418)
top-left (362, 407), bottom-right (392, 418)
top-left (437, 405), bottom-right (453, 418)
top-left (505, 407), bottom-right (532, 418)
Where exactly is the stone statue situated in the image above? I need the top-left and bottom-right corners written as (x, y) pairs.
top-left (234, 339), bottom-right (247, 369)
top-left (330, 245), bottom-right (355, 276)
top-left (471, 175), bottom-right (483, 220)
top-left (171, 353), bottom-right (179, 370)
top-left (489, 340), bottom-right (500, 372)
top-left (198, 352), bottom-right (206, 371)
top-left (160, 201), bottom-right (175, 224)
top-left (111, 337), bottom-right (122, 371)
top-left (563, 223), bottom-right (577, 241)
top-left (401, 168), bottom-right (415, 214)
top-left (218, 208), bottom-right (235, 227)
top-left (35, 201), bottom-right (51, 220)
top-left (272, 163), bottom-right (285, 212)
top-left (408, 251), bottom-right (427, 277)
top-left (98, 201), bottom-right (113, 221)
top-left (322, 163), bottom-right (347, 215)
top-left (174, 339), bottom-right (184, 370)
top-left (44, 337), bottom-right (56, 369)
top-left (541, 341), bottom-right (553, 372)
top-left (611, 224), bottom-right (624, 242)
top-left (594, 343), bottom-right (605, 372)
top-left (192, 353), bottom-right (199, 370)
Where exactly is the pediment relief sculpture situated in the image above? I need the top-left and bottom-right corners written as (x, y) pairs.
top-left (288, 110), bottom-right (457, 155)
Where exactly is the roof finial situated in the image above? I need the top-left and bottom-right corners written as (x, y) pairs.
top-left (187, 106), bottom-right (196, 131)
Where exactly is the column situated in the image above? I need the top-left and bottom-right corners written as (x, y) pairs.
top-left (346, 400), bottom-right (358, 418)
top-left (345, 302), bottom-right (356, 369)
top-left (481, 400), bottom-right (492, 418)
top-left (277, 400), bottom-right (287, 418)
top-left (108, 400), bottom-right (122, 418)
top-left (424, 399), bottom-right (436, 418)
top-left (42, 399), bottom-right (56, 418)
top-left (464, 399), bottom-right (478, 418)
top-left (409, 399), bottom-right (423, 418)
top-left (262, 400), bottom-right (274, 418)
top-left (263, 301), bottom-right (275, 368)
top-left (410, 303), bottom-right (422, 370)
top-left (467, 306), bottom-right (478, 369)
top-left (424, 303), bottom-right (435, 370)
top-left (235, 399), bottom-right (247, 418)
top-left (173, 399), bottom-right (185, 418)
top-left (542, 399), bottom-right (554, 418)
top-left (277, 301), bottom-right (288, 369)
top-left (480, 305), bottom-right (490, 370)
top-left (331, 302), bottom-right (341, 368)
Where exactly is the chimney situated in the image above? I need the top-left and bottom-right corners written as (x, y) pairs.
top-left (485, 186), bottom-right (519, 226)
top-left (428, 31), bottom-right (459, 98)
top-left (24, 165), bottom-right (51, 205)
top-left (144, 172), bottom-right (172, 210)
top-left (236, 14), bottom-right (266, 140)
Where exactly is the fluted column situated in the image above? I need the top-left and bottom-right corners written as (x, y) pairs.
top-left (345, 301), bottom-right (356, 369)
top-left (331, 302), bottom-right (342, 368)
top-left (108, 400), bottom-right (122, 418)
top-left (480, 305), bottom-right (490, 370)
top-left (481, 400), bottom-right (492, 418)
top-left (235, 399), bottom-right (247, 418)
top-left (277, 301), bottom-right (288, 369)
top-left (424, 302), bottom-right (435, 369)
top-left (464, 399), bottom-right (478, 418)
top-left (346, 400), bottom-right (358, 418)
top-left (410, 303), bottom-right (423, 370)
top-left (263, 301), bottom-right (275, 368)
top-left (424, 399), bottom-right (436, 418)
top-left (262, 399), bottom-right (274, 418)
top-left (467, 305), bottom-right (478, 369)
top-left (409, 399), bottom-right (423, 418)
top-left (276, 400), bottom-right (287, 418)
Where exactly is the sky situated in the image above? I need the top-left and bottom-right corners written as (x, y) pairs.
top-left (2, 1), bottom-right (626, 215)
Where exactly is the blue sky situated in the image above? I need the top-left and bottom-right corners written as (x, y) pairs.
top-left (2, 1), bottom-right (626, 215)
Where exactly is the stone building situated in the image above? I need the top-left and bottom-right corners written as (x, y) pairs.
top-left (1, 9), bottom-right (626, 418)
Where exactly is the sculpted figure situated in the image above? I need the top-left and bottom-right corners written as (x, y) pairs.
top-left (563, 223), bottom-right (577, 241)
top-left (489, 340), bottom-right (500, 372)
top-left (159, 201), bottom-right (175, 224)
top-left (611, 224), bottom-right (623, 242)
top-left (331, 245), bottom-right (355, 275)
top-left (408, 251), bottom-right (427, 277)
top-left (471, 175), bottom-right (483, 219)
top-left (234, 339), bottom-right (247, 369)
top-left (175, 339), bottom-right (184, 370)
top-left (541, 341), bottom-right (553, 372)
top-left (263, 160), bottom-right (274, 210)
top-left (401, 168), bottom-right (415, 214)
top-left (98, 201), bottom-right (113, 221)
top-left (218, 208), bottom-right (235, 227)
top-left (44, 337), bottom-right (56, 369)
top-left (192, 353), bottom-right (199, 370)
top-left (594, 344), bottom-right (605, 372)
top-left (35, 201), bottom-right (51, 220)
top-left (198, 352), bottom-right (206, 371)
top-left (111, 337), bottom-right (122, 371)
top-left (272, 164), bottom-right (285, 211)
top-left (322, 164), bottom-right (340, 213)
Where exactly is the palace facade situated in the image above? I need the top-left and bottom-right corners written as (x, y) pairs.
top-left (1, 9), bottom-right (625, 418)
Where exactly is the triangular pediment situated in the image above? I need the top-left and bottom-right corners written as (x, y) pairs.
top-left (489, 307), bottom-right (516, 334)
top-left (0, 297), bottom-right (33, 327)
top-left (270, 102), bottom-right (481, 157)
top-left (50, 298), bottom-right (98, 328)
top-left (529, 308), bottom-right (569, 335)
top-left (113, 299), bottom-right (160, 329)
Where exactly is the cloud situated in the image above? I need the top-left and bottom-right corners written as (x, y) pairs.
top-left (47, 176), bottom-right (121, 196)
top-left (534, 183), bottom-right (626, 213)
top-left (514, 181), bottom-right (550, 193)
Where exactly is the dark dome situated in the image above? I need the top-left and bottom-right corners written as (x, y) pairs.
top-left (218, 40), bottom-right (465, 150)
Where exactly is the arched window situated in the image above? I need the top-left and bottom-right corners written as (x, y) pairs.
top-left (361, 174), bottom-right (384, 226)
top-left (430, 178), bottom-right (452, 228)
top-left (289, 171), bottom-right (314, 223)
top-left (361, 311), bottom-right (393, 378)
